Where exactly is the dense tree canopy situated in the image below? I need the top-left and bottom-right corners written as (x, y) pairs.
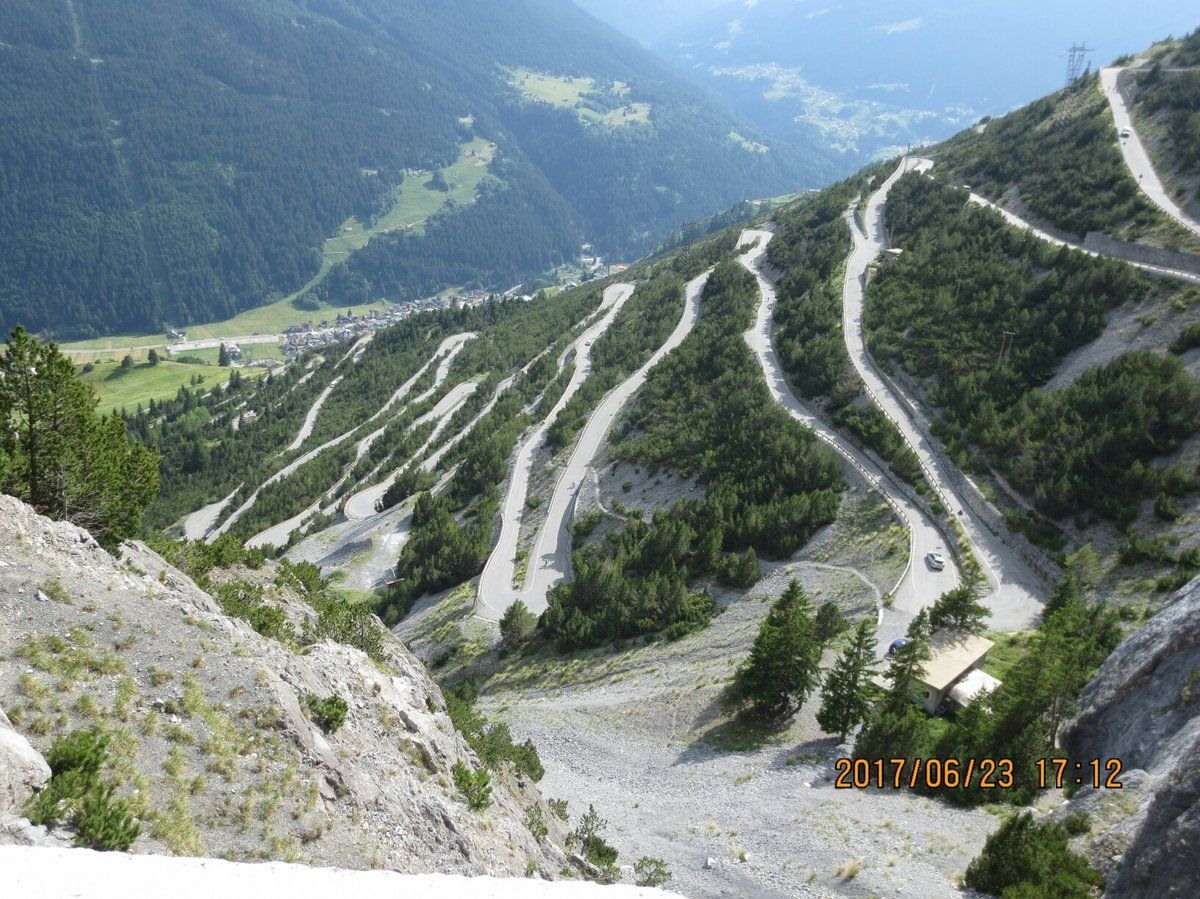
top-left (865, 175), bottom-right (1200, 523)
top-left (0, 0), bottom-right (820, 338)
top-left (0, 328), bottom-right (159, 547)
top-left (542, 260), bottom-right (845, 649)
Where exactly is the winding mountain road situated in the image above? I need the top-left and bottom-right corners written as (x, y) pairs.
top-left (204, 332), bottom-right (474, 542)
top-left (965, 192), bottom-right (1200, 285)
top-left (1101, 66), bottom-right (1200, 240)
top-left (342, 380), bottom-right (480, 521)
top-left (182, 486), bottom-right (241, 542)
top-left (843, 159), bottom-right (1044, 634)
top-left (352, 333), bottom-right (476, 461)
top-left (285, 376), bottom-right (343, 452)
top-left (476, 282), bottom-right (639, 620)
top-left (249, 383), bottom-right (480, 548)
top-left (739, 230), bottom-right (957, 649)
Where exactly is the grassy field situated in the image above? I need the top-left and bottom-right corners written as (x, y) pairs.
top-left (507, 68), bottom-right (651, 128)
top-left (78, 359), bottom-right (266, 415)
top-left (62, 139), bottom-right (496, 357)
top-left (176, 340), bottom-right (282, 366)
top-left (729, 130), bottom-right (769, 154)
top-left (980, 630), bottom-right (1033, 681)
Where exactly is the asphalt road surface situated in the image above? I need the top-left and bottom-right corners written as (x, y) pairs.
top-left (475, 283), bottom-right (638, 620)
top-left (1101, 66), bottom-right (1200, 240)
top-left (844, 159), bottom-right (1044, 635)
top-left (739, 229), bottom-right (958, 652)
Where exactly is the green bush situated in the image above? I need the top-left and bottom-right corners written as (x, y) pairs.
top-left (45, 728), bottom-right (109, 778)
top-left (568, 804), bottom-right (619, 882)
top-left (1061, 811), bottom-right (1091, 836)
top-left (72, 781), bottom-right (142, 851)
top-left (634, 856), bottom-right (673, 888)
top-left (964, 812), bottom-right (1102, 898)
top-left (215, 581), bottom-right (294, 645)
top-left (452, 761), bottom-right (492, 811)
top-left (446, 681), bottom-right (544, 781)
top-left (27, 729), bottom-right (140, 851)
top-left (525, 804), bottom-right (548, 840)
top-left (302, 693), bottom-right (348, 734)
top-left (499, 600), bottom-right (538, 648)
top-left (1170, 321), bottom-right (1200, 356)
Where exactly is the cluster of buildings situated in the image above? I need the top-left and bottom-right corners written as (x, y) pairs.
top-left (279, 290), bottom-right (532, 359)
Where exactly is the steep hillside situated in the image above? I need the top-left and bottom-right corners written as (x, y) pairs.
top-left (0, 0), bottom-right (825, 339)
top-left (1123, 32), bottom-right (1200, 220)
top-left (0, 494), bottom-right (569, 876)
top-left (1062, 575), bottom-right (1200, 898)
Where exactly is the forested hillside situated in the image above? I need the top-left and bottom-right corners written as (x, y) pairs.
top-left (0, 0), bottom-right (824, 338)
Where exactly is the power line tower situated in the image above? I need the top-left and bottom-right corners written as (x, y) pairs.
top-left (1065, 43), bottom-right (1093, 89)
top-left (997, 330), bottom-right (1016, 369)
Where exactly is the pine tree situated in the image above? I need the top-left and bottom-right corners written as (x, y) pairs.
top-left (218, 344), bottom-right (231, 367)
top-left (883, 609), bottom-right (932, 712)
top-left (0, 327), bottom-right (159, 548)
top-left (147, 349), bottom-right (160, 365)
top-left (500, 599), bottom-right (538, 647)
top-left (736, 581), bottom-right (822, 717)
top-left (817, 619), bottom-right (879, 742)
top-left (814, 600), bottom-right (849, 643)
top-left (928, 573), bottom-right (989, 634)
top-left (726, 547), bottom-right (760, 588)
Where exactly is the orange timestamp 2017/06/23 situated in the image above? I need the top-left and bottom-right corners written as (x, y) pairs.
top-left (833, 757), bottom-right (1124, 791)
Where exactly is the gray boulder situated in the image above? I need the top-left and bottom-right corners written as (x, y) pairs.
top-left (0, 708), bottom-right (51, 817)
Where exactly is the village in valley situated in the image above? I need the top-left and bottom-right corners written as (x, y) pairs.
top-left (179, 243), bottom-right (622, 369)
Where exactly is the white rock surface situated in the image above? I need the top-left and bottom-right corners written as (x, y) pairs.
top-left (1, 846), bottom-right (684, 898)
top-left (0, 709), bottom-right (50, 817)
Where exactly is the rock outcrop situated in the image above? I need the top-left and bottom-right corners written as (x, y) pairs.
top-left (0, 495), bottom-right (567, 878)
top-left (1062, 575), bottom-right (1200, 898)
top-left (0, 708), bottom-right (50, 817)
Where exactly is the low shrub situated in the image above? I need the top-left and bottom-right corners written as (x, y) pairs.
top-left (302, 693), bottom-right (348, 734)
top-left (452, 761), bottom-right (492, 811)
top-left (27, 729), bottom-right (140, 851)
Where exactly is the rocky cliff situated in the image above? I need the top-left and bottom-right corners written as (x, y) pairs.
top-left (0, 495), bottom-right (567, 878)
top-left (1062, 575), bottom-right (1200, 898)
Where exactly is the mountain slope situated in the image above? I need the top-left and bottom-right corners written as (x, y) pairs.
top-left (0, 0), bottom-right (829, 339)
top-left (0, 494), bottom-right (568, 874)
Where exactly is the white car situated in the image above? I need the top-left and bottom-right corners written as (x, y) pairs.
top-left (1120, 127), bottom-right (1131, 139)
top-left (926, 551), bottom-right (946, 571)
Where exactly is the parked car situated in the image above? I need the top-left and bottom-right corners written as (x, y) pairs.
top-left (886, 638), bottom-right (909, 658)
top-left (1120, 127), bottom-right (1132, 138)
top-left (926, 551), bottom-right (946, 571)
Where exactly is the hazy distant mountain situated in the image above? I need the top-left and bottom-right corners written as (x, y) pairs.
top-left (580, 0), bottom-right (1199, 162)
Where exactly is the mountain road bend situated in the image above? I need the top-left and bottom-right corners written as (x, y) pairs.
top-left (738, 229), bottom-right (957, 651)
top-left (204, 331), bottom-right (473, 542)
top-left (843, 158), bottom-right (1045, 634)
top-left (477, 281), bottom-right (662, 621)
top-left (1101, 66), bottom-right (1200, 241)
